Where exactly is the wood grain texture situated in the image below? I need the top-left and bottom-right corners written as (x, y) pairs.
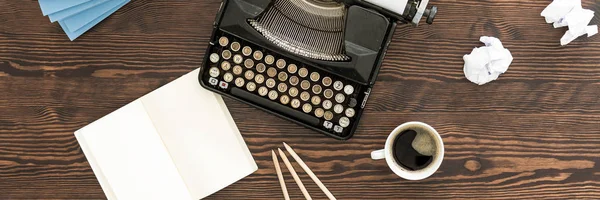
top-left (1, 0), bottom-right (599, 199)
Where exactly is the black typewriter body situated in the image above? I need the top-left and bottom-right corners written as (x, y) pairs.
top-left (199, 0), bottom-right (410, 140)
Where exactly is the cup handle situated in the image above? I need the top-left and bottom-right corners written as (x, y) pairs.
top-left (371, 149), bottom-right (386, 160)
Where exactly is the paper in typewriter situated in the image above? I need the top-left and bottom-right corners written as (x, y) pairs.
top-left (75, 69), bottom-right (257, 200)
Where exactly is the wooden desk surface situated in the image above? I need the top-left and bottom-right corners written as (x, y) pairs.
top-left (1, 0), bottom-right (599, 199)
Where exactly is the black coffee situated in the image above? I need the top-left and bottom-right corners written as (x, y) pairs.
top-left (392, 130), bottom-right (434, 170)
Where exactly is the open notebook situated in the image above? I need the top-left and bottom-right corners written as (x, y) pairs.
top-left (75, 69), bottom-right (257, 200)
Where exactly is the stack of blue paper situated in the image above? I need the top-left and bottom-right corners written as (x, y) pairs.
top-left (39, 0), bottom-right (130, 41)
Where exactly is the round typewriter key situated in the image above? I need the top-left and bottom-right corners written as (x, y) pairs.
top-left (223, 72), bottom-right (233, 83)
top-left (322, 100), bottom-right (333, 110)
top-left (312, 85), bottom-right (322, 95)
top-left (298, 68), bottom-right (308, 78)
top-left (235, 77), bottom-right (245, 87)
top-left (348, 98), bottom-right (358, 108)
top-left (300, 80), bottom-right (310, 90)
top-left (277, 83), bottom-right (288, 93)
top-left (291, 99), bottom-right (301, 108)
top-left (324, 89), bottom-right (334, 99)
top-left (268, 90), bottom-right (278, 100)
top-left (256, 63), bottom-right (266, 73)
top-left (220, 61), bottom-right (231, 71)
top-left (218, 36), bottom-right (229, 47)
top-left (230, 42), bottom-right (241, 51)
top-left (267, 67), bottom-right (277, 77)
top-left (210, 53), bottom-right (219, 63)
top-left (242, 46), bottom-right (252, 56)
top-left (209, 67), bottom-right (220, 77)
top-left (276, 59), bottom-right (286, 69)
top-left (266, 78), bottom-right (276, 88)
top-left (233, 54), bottom-right (243, 64)
top-left (232, 65), bottom-right (243, 75)
top-left (244, 59), bottom-right (254, 69)
top-left (334, 104), bottom-right (344, 114)
top-left (339, 117), bottom-right (350, 128)
top-left (288, 87), bottom-right (299, 97)
top-left (280, 95), bottom-right (290, 105)
top-left (322, 77), bottom-right (332, 87)
top-left (253, 50), bottom-right (263, 61)
top-left (302, 103), bottom-right (312, 113)
top-left (333, 81), bottom-right (344, 91)
top-left (324, 111), bottom-right (334, 120)
top-left (344, 85), bottom-right (354, 95)
top-left (289, 76), bottom-right (299, 86)
top-left (310, 72), bottom-right (320, 82)
top-left (221, 50), bottom-right (232, 60)
top-left (300, 91), bottom-right (310, 101)
top-left (278, 72), bottom-right (288, 82)
top-left (287, 64), bottom-right (298, 74)
top-left (311, 96), bottom-right (321, 105)
top-left (335, 93), bottom-right (345, 103)
top-left (258, 86), bottom-right (268, 96)
top-left (265, 55), bottom-right (275, 65)
top-left (246, 82), bottom-right (257, 92)
top-left (244, 70), bottom-right (255, 80)
top-left (345, 108), bottom-right (355, 118)
top-left (315, 108), bottom-right (324, 118)
top-left (254, 74), bottom-right (265, 84)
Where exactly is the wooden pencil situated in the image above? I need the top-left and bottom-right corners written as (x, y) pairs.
top-left (272, 150), bottom-right (290, 200)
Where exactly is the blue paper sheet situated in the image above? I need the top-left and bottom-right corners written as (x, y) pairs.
top-left (62, 0), bottom-right (127, 33)
top-left (48, 0), bottom-right (111, 22)
top-left (39, 0), bottom-right (92, 16)
top-left (59, 0), bottom-right (129, 41)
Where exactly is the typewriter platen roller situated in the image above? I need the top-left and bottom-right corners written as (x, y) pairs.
top-left (199, 0), bottom-right (436, 140)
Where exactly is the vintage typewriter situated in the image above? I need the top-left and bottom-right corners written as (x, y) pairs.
top-left (199, 0), bottom-right (437, 139)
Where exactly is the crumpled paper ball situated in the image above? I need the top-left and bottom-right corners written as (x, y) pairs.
top-left (463, 36), bottom-right (513, 85)
top-left (541, 0), bottom-right (598, 45)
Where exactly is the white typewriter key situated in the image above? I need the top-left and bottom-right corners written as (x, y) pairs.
top-left (232, 65), bottom-right (243, 75)
top-left (322, 77), bottom-right (332, 87)
top-left (244, 59), bottom-right (254, 69)
top-left (322, 100), bottom-right (333, 110)
top-left (268, 90), bottom-right (278, 100)
top-left (254, 74), bottom-right (265, 84)
top-left (302, 103), bottom-right (312, 113)
top-left (323, 121), bottom-right (333, 129)
top-left (287, 64), bottom-right (298, 74)
top-left (335, 93), bottom-right (346, 103)
top-left (230, 42), bottom-right (241, 51)
top-left (333, 81), bottom-right (344, 91)
top-left (312, 85), bottom-right (322, 95)
top-left (324, 111), bottom-right (334, 121)
top-left (242, 46), bottom-right (252, 56)
top-left (311, 96), bottom-right (321, 105)
top-left (256, 63), bottom-right (266, 73)
top-left (344, 85), bottom-right (354, 95)
top-left (277, 83), bottom-right (288, 93)
top-left (291, 99), bottom-right (301, 108)
top-left (253, 50), bottom-right (263, 61)
top-left (334, 104), bottom-right (344, 114)
top-left (218, 36), bottom-right (229, 47)
top-left (265, 55), bottom-right (275, 65)
top-left (233, 54), bottom-right (243, 64)
top-left (324, 89), bottom-right (334, 99)
top-left (209, 67), bottom-right (220, 77)
top-left (276, 59), bottom-right (286, 69)
top-left (235, 77), bottom-right (245, 87)
top-left (221, 50), bottom-right (232, 60)
top-left (339, 117), bottom-right (350, 128)
top-left (280, 95), bottom-right (290, 105)
top-left (208, 77), bottom-right (218, 86)
top-left (298, 68), bottom-right (308, 78)
top-left (267, 67), bottom-right (277, 77)
top-left (314, 108), bottom-right (324, 118)
top-left (220, 61), bottom-right (231, 71)
top-left (289, 76), bottom-right (299, 86)
top-left (300, 80), bottom-right (311, 90)
top-left (300, 91), bottom-right (310, 101)
top-left (258, 86), bottom-right (268, 96)
top-left (266, 78), bottom-right (276, 88)
top-left (210, 53), bottom-right (219, 63)
top-left (288, 87), bottom-right (299, 97)
top-left (310, 72), bottom-right (320, 82)
top-left (244, 70), bottom-right (255, 80)
top-left (278, 72), bottom-right (288, 82)
top-left (246, 82), bottom-right (257, 92)
top-left (334, 125), bottom-right (343, 134)
top-left (223, 73), bottom-right (233, 83)
top-left (345, 108), bottom-right (356, 118)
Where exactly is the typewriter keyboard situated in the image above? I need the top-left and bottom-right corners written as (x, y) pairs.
top-left (201, 33), bottom-right (366, 138)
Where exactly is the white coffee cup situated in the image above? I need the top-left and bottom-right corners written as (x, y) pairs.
top-left (371, 122), bottom-right (444, 180)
